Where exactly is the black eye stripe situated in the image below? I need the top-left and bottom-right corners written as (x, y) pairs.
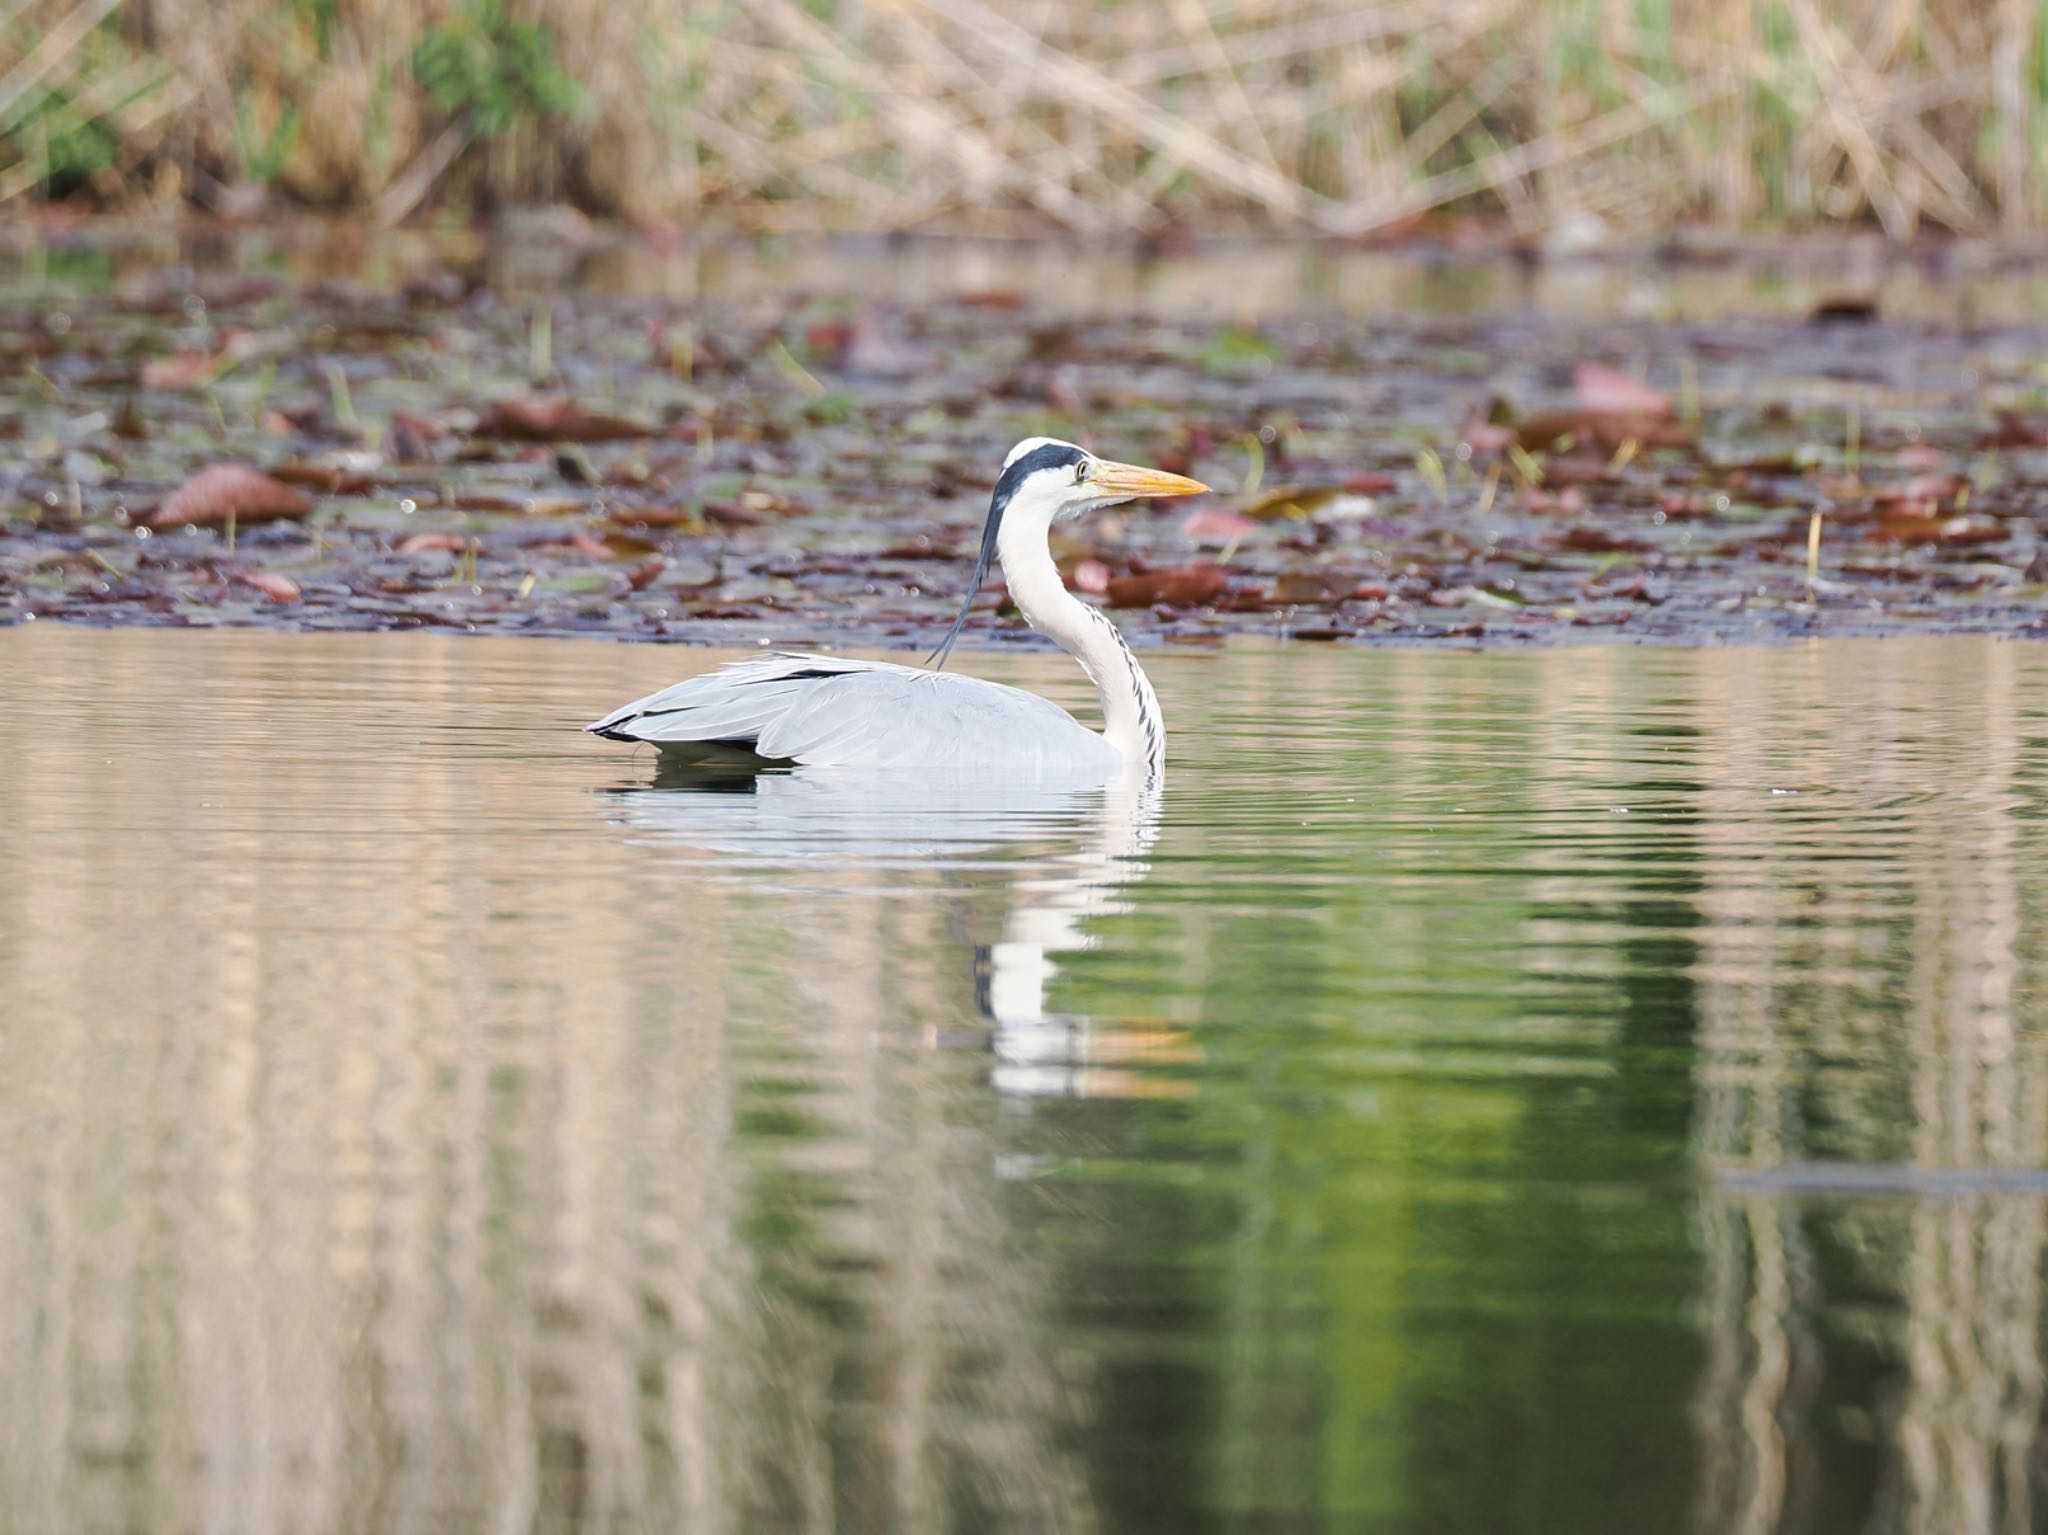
top-left (993, 442), bottom-right (1087, 507)
top-left (928, 441), bottom-right (1087, 669)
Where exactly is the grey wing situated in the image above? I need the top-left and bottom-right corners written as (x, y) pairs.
top-left (588, 652), bottom-right (1122, 775)
top-left (587, 653), bottom-right (863, 754)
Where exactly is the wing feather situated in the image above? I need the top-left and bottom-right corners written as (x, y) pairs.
top-left (588, 652), bottom-right (1122, 775)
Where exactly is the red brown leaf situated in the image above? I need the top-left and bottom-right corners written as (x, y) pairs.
top-left (1550, 525), bottom-right (1654, 553)
top-left (1869, 512), bottom-right (2006, 547)
top-left (1106, 563), bottom-right (1229, 609)
top-left (1982, 412), bottom-right (2047, 449)
top-left (230, 569), bottom-right (301, 603)
top-left (398, 532), bottom-right (468, 554)
top-left (474, 394), bottom-right (651, 443)
top-left (151, 464), bottom-right (313, 527)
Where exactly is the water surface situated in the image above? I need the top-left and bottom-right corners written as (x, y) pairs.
top-left (1, 628), bottom-right (2044, 1534)
top-left (11, 221), bottom-right (2044, 324)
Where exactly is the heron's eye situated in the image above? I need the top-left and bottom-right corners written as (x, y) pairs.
top-left (1075, 463), bottom-right (1089, 484)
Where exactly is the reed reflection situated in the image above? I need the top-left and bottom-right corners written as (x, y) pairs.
top-left (0, 632), bottom-right (1166, 1535)
top-left (1687, 641), bottom-right (2048, 1535)
top-left (5, 628), bottom-right (2048, 1535)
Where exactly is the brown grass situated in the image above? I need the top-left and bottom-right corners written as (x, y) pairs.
top-left (3, 0), bottom-right (2045, 236)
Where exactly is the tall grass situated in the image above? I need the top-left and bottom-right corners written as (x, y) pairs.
top-left (2, 0), bottom-right (2043, 236)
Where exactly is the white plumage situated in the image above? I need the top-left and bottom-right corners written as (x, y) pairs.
top-left (588, 651), bottom-right (1124, 775)
top-left (587, 438), bottom-right (1209, 781)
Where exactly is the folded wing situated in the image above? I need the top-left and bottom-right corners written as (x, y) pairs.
top-left (587, 652), bottom-right (1122, 775)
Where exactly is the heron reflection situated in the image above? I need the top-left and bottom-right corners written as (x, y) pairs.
top-left (599, 761), bottom-right (1161, 1096)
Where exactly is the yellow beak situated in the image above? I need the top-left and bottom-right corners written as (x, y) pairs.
top-left (1086, 460), bottom-right (1210, 499)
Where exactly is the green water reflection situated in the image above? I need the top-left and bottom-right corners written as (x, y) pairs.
top-left (0, 628), bottom-right (2042, 1533)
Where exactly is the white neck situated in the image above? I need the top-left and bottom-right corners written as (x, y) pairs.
top-left (997, 516), bottom-right (1164, 776)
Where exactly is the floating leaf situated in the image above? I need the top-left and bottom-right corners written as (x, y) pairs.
top-left (474, 395), bottom-right (651, 443)
top-left (1240, 484), bottom-right (1340, 521)
top-left (1869, 513), bottom-right (2005, 547)
top-left (601, 530), bottom-right (663, 558)
top-left (230, 569), bottom-right (301, 603)
top-left (1266, 571), bottom-right (1350, 605)
top-left (1106, 563), bottom-right (1229, 608)
top-left (150, 465), bottom-right (312, 527)
top-left (1551, 526), bottom-right (1654, 553)
top-left (398, 531), bottom-right (468, 554)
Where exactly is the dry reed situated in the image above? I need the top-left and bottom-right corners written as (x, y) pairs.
top-left (1, 0), bottom-right (2044, 236)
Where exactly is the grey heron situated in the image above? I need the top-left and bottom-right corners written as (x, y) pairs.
top-left (587, 438), bottom-right (1208, 778)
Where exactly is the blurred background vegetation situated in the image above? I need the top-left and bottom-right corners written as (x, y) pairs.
top-left (2, 0), bottom-right (2044, 239)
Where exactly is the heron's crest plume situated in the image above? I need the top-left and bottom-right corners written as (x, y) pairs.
top-left (928, 440), bottom-right (1088, 670)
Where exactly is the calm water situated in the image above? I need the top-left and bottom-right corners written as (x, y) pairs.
top-left (13, 221), bottom-right (2048, 326)
top-left (1, 627), bottom-right (2045, 1535)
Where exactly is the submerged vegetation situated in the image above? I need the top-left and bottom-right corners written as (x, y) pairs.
top-left (2, 252), bottom-right (2046, 645)
top-left (2, 0), bottom-right (2047, 235)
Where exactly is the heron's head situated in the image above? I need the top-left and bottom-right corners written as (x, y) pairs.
top-left (993, 436), bottom-right (1210, 522)
top-left (927, 437), bottom-right (1208, 668)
